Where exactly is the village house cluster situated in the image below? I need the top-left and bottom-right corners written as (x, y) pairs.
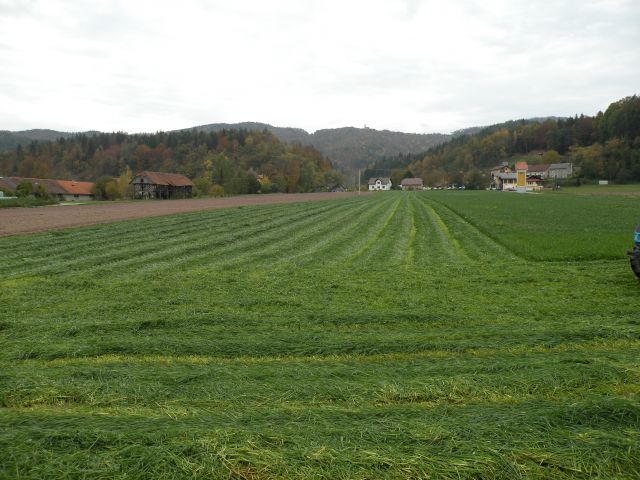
top-left (0, 170), bottom-right (196, 201)
top-left (368, 160), bottom-right (573, 193)
top-left (368, 177), bottom-right (424, 191)
top-left (490, 161), bottom-right (573, 191)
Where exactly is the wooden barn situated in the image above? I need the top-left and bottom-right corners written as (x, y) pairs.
top-left (131, 171), bottom-right (194, 199)
top-left (400, 178), bottom-right (424, 190)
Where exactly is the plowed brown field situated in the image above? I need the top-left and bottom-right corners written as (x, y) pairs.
top-left (0, 192), bottom-right (364, 237)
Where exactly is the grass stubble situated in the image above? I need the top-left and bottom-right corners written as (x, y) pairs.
top-left (0, 192), bottom-right (639, 479)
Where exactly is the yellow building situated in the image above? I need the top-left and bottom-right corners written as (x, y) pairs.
top-left (516, 161), bottom-right (527, 193)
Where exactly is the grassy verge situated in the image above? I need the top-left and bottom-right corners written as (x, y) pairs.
top-left (0, 196), bottom-right (59, 208)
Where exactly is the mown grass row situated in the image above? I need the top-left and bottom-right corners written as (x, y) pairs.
top-left (1, 192), bottom-right (639, 479)
top-left (3, 339), bottom-right (637, 410)
top-left (0, 199), bottom-right (366, 278)
top-left (1, 396), bottom-right (638, 479)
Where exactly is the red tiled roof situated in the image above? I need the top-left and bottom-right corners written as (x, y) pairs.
top-left (56, 180), bottom-right (94, 195)
top-left (5, 177), bottom-right (95, 196)
top-left (515, 161), bottom-right (528, 170)
top-left (134, 171), bottom-right (194, 187)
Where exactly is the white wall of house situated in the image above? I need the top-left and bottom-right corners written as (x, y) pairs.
top-left (369, 180), bottom-right (391, 191)
top-left (501, 179), bottom-right (517, 191)
top-left (60, 194), bottom-right (94, 201)
top-left (502, 179), bottom-right (542, 191)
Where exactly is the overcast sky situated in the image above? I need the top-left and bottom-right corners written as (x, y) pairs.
top-left (0, 0), bottom-right (638, 134)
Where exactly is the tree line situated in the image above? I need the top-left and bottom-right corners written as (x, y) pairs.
top-left (0, 128), bottom-right (344, 196)
top-left (365, 95), bottom-right (640, 187)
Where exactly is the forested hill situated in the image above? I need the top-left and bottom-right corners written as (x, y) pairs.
top-left (184, 122), bottom-right (310, 145)
top-left (188, 123), bottom-right (450, 171)
top-left (366, 95), bottom-right (640, 187)
top-left (1, 122), bottom-right (450, 173)
top-left (0, 129), bottom-right (77, 151)
top-left (0, 129), bottom-right (343, 195)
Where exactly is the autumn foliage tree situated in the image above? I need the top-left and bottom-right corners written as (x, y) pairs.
top-left (0, 128), bottom-right (342, 195)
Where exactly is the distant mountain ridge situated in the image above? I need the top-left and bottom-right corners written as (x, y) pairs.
top-left (3, 119), bottom-right (569, 172)
top-left (1, 123), bottom-right (450, 171)
top-left (0, 129), bottom-right (96, 152)
top-left (186, 122), bottom-right (451, 171)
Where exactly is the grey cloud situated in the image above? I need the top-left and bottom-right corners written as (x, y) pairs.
top-left (0, 0), bottom-right (638, 133)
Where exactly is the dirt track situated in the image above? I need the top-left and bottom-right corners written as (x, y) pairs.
top-left (0, 192), bottom-right (364, 237)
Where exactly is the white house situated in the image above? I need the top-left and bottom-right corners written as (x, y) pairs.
top-left (368, 177), bottom-right (392, 191)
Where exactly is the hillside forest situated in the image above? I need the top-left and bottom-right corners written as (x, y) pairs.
top-left (0, 124), bottom-right (449, 174)
top-left (0, 129), bottom-right (343, 196)
top-left (366, 95), bottom-right (640, 187)
top-left (1, 95), bottom-right (638, 194)
top-left (188, 123), bottom-right (450, 171)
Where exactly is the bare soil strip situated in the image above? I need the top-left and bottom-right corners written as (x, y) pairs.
top-left (0, 192), bottom-right (364, 237)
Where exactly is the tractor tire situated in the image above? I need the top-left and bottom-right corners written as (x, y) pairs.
top-left (629, 247), bottom-right (640, 280)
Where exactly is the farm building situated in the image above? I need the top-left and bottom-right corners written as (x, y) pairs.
top-left (400, 178), bottom-right (424, 190)
top-left (55, 180), bottom-right (95, 201)
top-left (0, 176), bottom-right (95, 201)
top-left (489, 162), bottom-right (572, 190)
top-left (131, 171), bottom-right (194, 199)
top-left (494, 172), bottom-right (543, 192)
top-left (490, 161), bottom-right (511, 175)
top-left (489, 162), bottom-right (512, 189)
top-left (548, 162), bottom-right (573, 179)
top-left (526, 164), bottom-right (550, 179)
top-left (368, 177), bottom-right (392, 191)
top-left (520, 163), bottom-right (574, 180)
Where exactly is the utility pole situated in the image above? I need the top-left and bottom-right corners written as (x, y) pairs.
top-left (358, 169), bottom-right (361, 195)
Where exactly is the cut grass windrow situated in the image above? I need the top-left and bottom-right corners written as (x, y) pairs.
top-left (415, 195), bottom-right (518, 263)
top-left (348, 195), bottom-right (402, 265)
top-left (2, 200), bottom-right (351, 279)
top-left (266, 195), bottom-right (393, 269)
top-left (0, 204), bottom-right (273, 275)
top-left (152, 197), bottom-right (372, 274)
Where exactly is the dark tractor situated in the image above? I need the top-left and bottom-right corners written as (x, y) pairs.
top-left (629, 224), bottom-right (640, 279)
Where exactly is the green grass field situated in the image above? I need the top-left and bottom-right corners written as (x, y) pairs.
top-left (1, 192), bottom-right (639, 479)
